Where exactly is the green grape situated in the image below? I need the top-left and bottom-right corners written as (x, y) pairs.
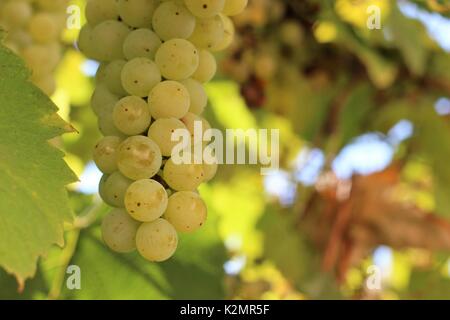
top-left (125, 179), bottom-right (168, 222)
top-left (148, 80), bottom-right (190, 119)
top-left (28, 13), bottom-right (58, 44)
top-left (181, 112), bottom-right (211, 140)
top-left (117, 136), bottom-right (162, 180)
top-left (121, 57), bottom-right (161, 97)
top-left (98, 111), bottom-right (125, 137)
top-left (113, 96), bottom-right (152, 135)
top-left (155, 39), bottom-right (199, 80)
top-left (98, 174), bottom-right (110, 202)
top-left (181, 78), bottom-right (207, 114)
top-left (35, 0), bottom-right (68, 11)
top-left (147, 118), bottom-right (187, 157)
top-left (183, 0), bottom-right (225, 18)
top-left (163, 157), bottom-right (204, 191)
top-left (93, 136), bottom-right (122, 174)
top-left (152, 1), bottom-right (196, 41)
top-left (188, 15), bottom-right (224, 49)
top-left (86, 0), bottom-right (119, 26)
top-left (210, 14), bottom-right (234, 51)
top-left (91, 84), bottom-right (119, 117)
top-left (192, 49), bottom-right (216, 83)
top-left (164, 191), bottom-right (207, 233)
top-left (101, 171), bottom-right (133, 207)
top-left (202, 160), bottom-right (218, 182)
top-left (136, 218), bottom-right (178, 262)
top-left (104, 60), bottom-right (128, 96)
top-left (1, 0), bottom-right (32, 29)
top-left (91, 20), bottom-right (130, 62)
top-left (22, 44), bottom-right (60, 78)
top-left (123, 28), bottom-right (162, 60)
top-left (222, 0), bottom-right (247, 16)
top-left (117, 0), bottom-right (157, 28)
top-left (101, 208), bottom-right (140, 253)
top-left (77, 24), bottom-right (98, 60)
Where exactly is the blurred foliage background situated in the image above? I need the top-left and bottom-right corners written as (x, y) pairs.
top-left (2, 0), bottom-right (450, 299)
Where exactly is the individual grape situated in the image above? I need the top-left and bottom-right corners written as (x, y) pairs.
top-left (155, 39), bottom-right (199, 80)
top-left (183, 0), bottom-right (225, 18)
top-left (104, 60), bottom-right (128, 96)
top-left (164, 191), bottom-right (207, 233)
top-left (148, 81), bottom-right (190, 119)
top-left (113, 96), bottom-right (151, 135)
top-left (202, 161), bottom-right (218, 182)
top-left (91, 84), bottom-right (120, 117)
top-left (117, 0), bottom-right (158, 28)
top-left (77, 24), bottom-right (98, 60)
top-left (181, 112), bottom-right (211, 139)
top-left (148, 118), bottom-right (188, 157)
top-left (101, 171), bottom-right (133, 207)
top-left (210, 14), bottom-right (234, 51)
top-left (181, 78), bottom-right (207, 114)
top-left (117, 136), bottom-right (162, 180)
top-left (28, 13), bottom-right (58, 44)
top-left (188, 15), bottom-right (224, 49)
top-left (152, 1), bottom-right (196, 41)
top-left (1, 0), bottom-right (32, 29)
top-left (123, 28), bottom-right (162, 60)
top-left (125, 179), bottom-right (168, 222)
top-left (35, 0), bottom-right (68, 11)
top-left (85, 0), bottom-right (119, 26)
top-left (222, 0), bottom-right (248, 16)
top-left (22, 44), bottom-right (60, 78)
top-left (91, 20), bottom-right (130, 62)
top-left (93, 136), bottom-right (122, 174)
top-left (136, 219), bottom-right (178, 262)
top-left (163, 157), bottom-right (204, 191)
top-left (98, 111), bottom-right (126, 137)
top-left (121, 57), bottom-right (162, 97)
top-left (101, 209), bottom-right (140, 253)
top-left (192, 49), bottom-right (217, 83)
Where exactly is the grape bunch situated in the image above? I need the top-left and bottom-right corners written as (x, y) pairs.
top-left (79, 0), bottom-right (247, 262)
top-left (0, 0), bottom-right (68, 96)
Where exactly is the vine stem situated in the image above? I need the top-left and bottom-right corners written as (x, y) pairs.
top-left (47, 200), bottom-right (105, 300)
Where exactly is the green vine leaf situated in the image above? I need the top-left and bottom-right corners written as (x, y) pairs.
top-left (0, 43), bottom-right (77, 288)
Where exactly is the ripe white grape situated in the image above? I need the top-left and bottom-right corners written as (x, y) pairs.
top-left (113, 96), bottom-right (151, 135)
top-left (136, 219), bottom-right (178, 262)
top-left (155, 39), bottom-right (199, 80)
top-left (222, 0), bottom-right (247, 16)
top-left (163, 157), bottom-right (204, 191)
top-left (101, 171), bottom-right (133, 207)
top-left (148, 81), bottom-right (190, 119)
top-left (164, 191), bottom-right (207, 233)
top-left (101, 209), bottom-right (140, 253)
top-left (91, 84), bottom-right (120, 117)
top-left (85, 0), bottom-right (119, 26)
top-left (117, 136), bottom-right (162, 180)
top-left (123, 28), bottom-right (162, 60)
top-left (93, 136), bottom-right (122, 174)
top-left (181, 78), bottom-right (207, 115)
top-left (152, 1), bottom-right (196, 41)
top-left (210, 14), bottom-right (234, 51)
top-left (181, 112), bottom-right (211, 139)
top-left (125, 179), bottom-right (168, 222)
top-left (183, 0), bottom-right (225, 19)
top-left (77, 24), bottom-right (98, 60)
top-left (104, 60), bottom-right (128, 96)
top-left (98, 111), bottom-right (126, 137)
top-left (117, 0), bottom-right (157, 28)
top-left (28, 13), bottom-right (58, 44)
top-left (1, 0), bottom-right (32, 28)
top-left (147, 118), bottom-right (187, 157)
top-left (91, 20), bottom-right (130, 62)
top-left (188, 15), bottom-right (224, 49)
top-left (192, 49), bottom-right (217, 83)
top-left (202, 161), bottom-right (218, 182)
top-left (121, 57), bottom-right (162, 97)
top-left (22, 44), bottom-right (60, 78)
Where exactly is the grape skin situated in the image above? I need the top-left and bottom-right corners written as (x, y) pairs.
top-left (121, 57), bottom-right (162, 97)
top-left (136, 219), bottom-right (178, 262)
top-left (165, 191), bottom-right (207, 233)
top-left (125, 179), bottom-right (168, 222)
top-left (113, 96), bottom-right (152, 135)
top-left (148, 118), bottom-right (188, 157)
top-left (93, 136), bottom-right (122, 174)
top-left (148, 80), bottom-right (191, 119)
top-left (163, 157), bottom-right (204, 191)
top-left (102, 209), bottom-right (140, 253)
top-left (155, 39), bottom-right (199, 80)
